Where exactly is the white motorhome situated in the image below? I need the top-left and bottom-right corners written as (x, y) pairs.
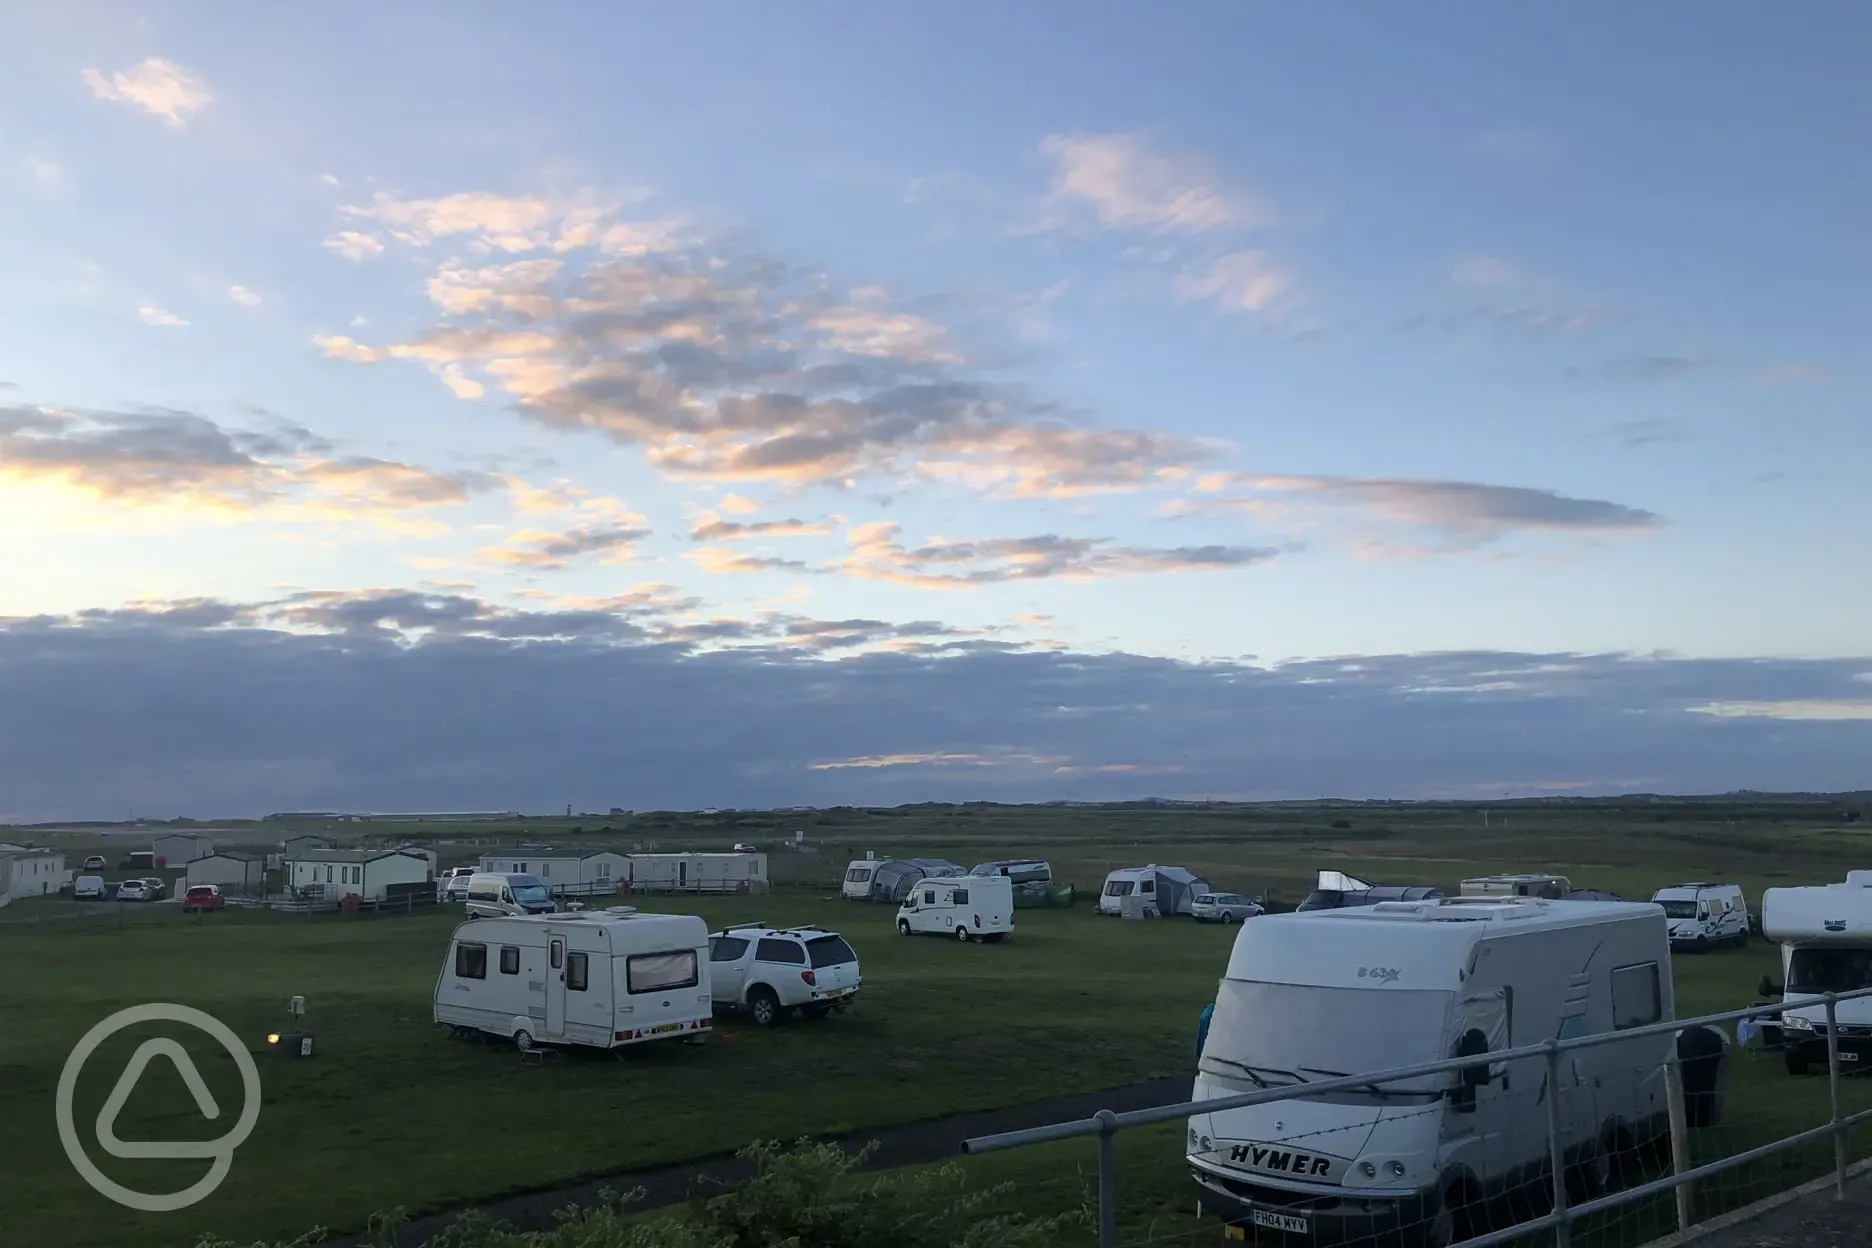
top-left (897, 874), bottom-right (1013, 942)
top-left (842, 860), bottom-right (878, 901)
top-left (465, 872), bottom-right (556, 918)
top-left (1189, 897), bottom-right (1679, 1246)
top-left (1651, 882), bottom-right (1749, 951)
top-left (1763, 872), bottom-right (1872, 1075)
top-left (434, 909), bottom-right (712, 1052)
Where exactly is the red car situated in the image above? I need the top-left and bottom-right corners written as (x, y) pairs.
top-left (182, 884), bottom-right (225, 912)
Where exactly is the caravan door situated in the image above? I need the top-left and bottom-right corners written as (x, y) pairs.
top-left (546, 937), bottom-right (568, 1037)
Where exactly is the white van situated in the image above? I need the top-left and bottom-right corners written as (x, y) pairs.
top-left (465, 872), bottom-right (555, 918)
top-left (1764, 872), bottom-right (1872, 1075)
top-left (1189, 896), bottom-right (1680, 1246)
top-left (897, 875), bottom-right (1013, 942)
top-left (1651, 882), bottom-right (1749, 951)
top-left (73, 875), bottom-right (107, 900)
top-left (841, 860), bottom-right (878, 901)
top-left (434, 909), bottom-right (712, 1052)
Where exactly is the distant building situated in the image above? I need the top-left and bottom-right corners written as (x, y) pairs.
top-left (0, 848), bottom-right (66, 905)
top-left (185, 853), bottom-right (266, 893)
top-left (152, 832), bottom-right (215, 867)
top-left (625, 852), bottom-right (768, 894)
top-left (285, 848), bottom-right (432, 901)
top-left (476, 848), bottom-right (629, 891)
top-left (281, 833), bottom-right (335, 858)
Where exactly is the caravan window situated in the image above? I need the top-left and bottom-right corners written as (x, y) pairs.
top-left (845, 867), bottom-right (872, 883)
top-left (1611, 963), bottom-right (1662, 1029)
top-left (952, 888), bottom-right (969, 905)
top-left (455, 943), bottom-right (487, 980)
top-left (550, 941), bottom-right (564, 970)
top-left (1104, 880), bottom-right (1135, 898)
top-left (1139, 877), bottom-right (1155, 893)
top-left (499, 946), bottom-right (520, 975)
top-left (628, 950), bottom-right (699, 994)
top-left (566, 952), bottom-right (589, 992)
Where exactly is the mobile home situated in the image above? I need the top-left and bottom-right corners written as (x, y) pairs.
top-left (286, 848), bottom-right (432, 901)
top-left (626, 852), bottom-right (769, 894)
top-left (477, 848), bottom-right (630, 893)
top-left (434, 910), bottom-right (712, 1052)
top-left (1190, 896), bottom-right (1702, 1245)
top-left (897, 874), bottom-right (1013, 942)
top-left (1651, 882), bottom-right (1749, 951)
top-left (1763, 872), bottom-right (1872, 1075)
top-left (1097, 865), bottom-right (1210, 916)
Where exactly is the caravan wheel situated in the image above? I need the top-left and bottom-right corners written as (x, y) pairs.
top-left (513, 1029), bottom-right (535, 1053)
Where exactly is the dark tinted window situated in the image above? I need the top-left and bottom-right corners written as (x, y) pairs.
top-left (499, 946), bottom-right (520, 975)
top-left (1139, 877), bottom-right (1155, 893)
top-left (566, 951), bottom-right (589, 992)
top-left (807, 936), bottom-right (857, 968)
top-left (550, 941), bottom-right (564, 970)
top-left (952, 888), bottom-right (969, 905)
top-left (455, 943), bottom-right (487, 979)
top-left (922, 889), bottom-right (936, 905)
top-left (710, 935), bottom-right (749, 962)
top-left (756, 937), bottom-right (805, 964)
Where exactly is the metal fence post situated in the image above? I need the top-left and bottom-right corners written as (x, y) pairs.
top-left (1825, 993), bottom-right (1847, 1198)
top-left (1543, 1041), bottom-right (1571, 1248)
top-left (1664, 1053), bottom-right (1691, 1230)
top-left (1095, 1108), bottom-right (1117, 1248)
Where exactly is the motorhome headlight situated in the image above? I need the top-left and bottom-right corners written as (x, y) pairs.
top-left (1786, 1014), bottom-right (1815, 1030)
top-left (1189, 1128), bottom-right (1198, 1149)
top-left (1358, 1161), bottom-right (1377, 1178)
top-left (1201, 1135), bottom-right (1212, 1151)
top-left (1386, 1160), bottom-right (1406, 1177)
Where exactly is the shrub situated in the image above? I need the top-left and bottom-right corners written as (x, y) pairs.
top-left (195, 1140), bottom-right (1080, 1248)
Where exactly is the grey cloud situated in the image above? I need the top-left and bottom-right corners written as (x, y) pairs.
top-left (1568, 354), bottom-right (1709, 383)
top-left (1201, 476), bottom-right (1660, 541)
top-left (1609, 418), bottom-right (1690, 448)
top-left (844, 524), bottom-right (1280, 587)
top-left (477, 522), bottom-right (653, 570)
top-left (0, 597), bottom-right (1866, 818)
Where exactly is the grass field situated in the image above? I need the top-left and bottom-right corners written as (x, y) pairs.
top-left (4, 796), bottom-right (1869, 1247)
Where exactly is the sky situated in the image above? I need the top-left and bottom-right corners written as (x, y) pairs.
top-left (0, 3), bottom-right (1867, 818)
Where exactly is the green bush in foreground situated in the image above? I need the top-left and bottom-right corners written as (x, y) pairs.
top-left (197, 1140), bottom-right (1084, 1248)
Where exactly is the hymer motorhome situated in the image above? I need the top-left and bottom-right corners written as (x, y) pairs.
top-left (1189, 896), bottom-right (1690, 1246)
top-left (1763, 872), bottom-right (1872, 1075)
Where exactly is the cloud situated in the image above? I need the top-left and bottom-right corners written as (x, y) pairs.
top-left (1171, 250), bottom-right (1290, 312)
top-left (1567, 354), bottom-right (1709, 383)
top-left (1690, 700), bottom-right (1872, 722)
top-left (324, 191), bottom-right (676, 260)
top-left (688, 511), bottom-right (836, 542)
top-left (137, 305), bottom-right (188, 328)
top-left (82, 59), bottom-right (213, 126)
top-left (26, 157), bottom-right (65, 189)
top-left (0, 595), bottom-right (1866, 817)
top-left (686, 546), bottom-right (812, 576)
top-left (319, 217), bottom-right (1219, 497)
top-left (1450, 255), bottom-right (1525, 288)
top-left (0, 404), bottom-right (494, 525)
top-left (1040, 132), bottom-right (1262, 234)
top-left (475, 515), bottom-right (651, 570)
top-left (1395, 306), bottom-right (1617, 338)
top-left (1180, 475), bottom-right (1660, 543)
top-left (1608, 418), bottom-right (1689, 448)
top-left (841, 521), bottom-right (1277, 589)
top-left (228, 285), bottom-right (263, 307)
top-left (323, 231), bottom-right (386, 262)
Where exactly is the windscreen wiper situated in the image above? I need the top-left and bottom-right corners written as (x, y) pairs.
top-left (1204, 1057), bottom-right (1302, 1088)
top-left (1299, 1066), bottom-right (1426, 1099)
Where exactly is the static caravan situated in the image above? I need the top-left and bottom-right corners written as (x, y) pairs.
top-left (434, 909), bottom-right (712, 1052)
top-left (626, 852), bottom-right (769, 894)
top-left (842, 860), bottom-right (879, 901)
top-left (1189, 897), bottom-right (1709, 1245)
top-left (1764, 872), bottom-right (1872, 1075)
top-left (477, 848), bottom-right (631, 892)
top-left (1097, 865), bottom-right (1210, 916)
top-left (287, 848), bottom-right (432, 901)
top-left (898, 874), bottom-right (1013, 942)
top-left (1461, 873), bottom-right (1571, 900)
top-left (1652, 882), bottom-right (1749, 951)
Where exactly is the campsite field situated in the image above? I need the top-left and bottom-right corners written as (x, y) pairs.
top-left (4, 795), bottom-right (1870, 1247)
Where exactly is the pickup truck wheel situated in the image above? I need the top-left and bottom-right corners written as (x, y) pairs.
top-left (955, 926), bottom-right (971, 942)
top-left (898, 920), bottom-right (911, 936)
top-left (748, 986), bottom-right (780, 1027)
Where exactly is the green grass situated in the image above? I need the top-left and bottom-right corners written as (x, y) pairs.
top-left (5, 797), bottom-right (1871, 1247)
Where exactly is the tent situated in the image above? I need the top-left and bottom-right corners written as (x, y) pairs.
top-left (866, 858), bottom-right (966, 904)
top-left (1097, 864), bottom-right (1211, 916)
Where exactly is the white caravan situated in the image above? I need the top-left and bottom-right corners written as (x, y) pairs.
top-left (1098, 864), bottom-right (1210, 916)
top-left (1763, 872), bottom-right (1872, 1075)
top-left (434, 909), bottom-right (711, 1052)
top-left (841, 860), bottom-right (878, 901)
top-left (1189, 897), bottom-right (1679, 1246)
top-left (897, 874), bottom-right (1013, 942)
top-left (1651, 882), bottom-right (1749, 951)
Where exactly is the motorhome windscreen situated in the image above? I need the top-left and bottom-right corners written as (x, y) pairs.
top-left (1105, 880), bottom-right (1135, 897)
top-left (807, 935), bottom-right (857, 968)
top-left (1789, 948), bottom-right (1872, 994)
top-left (511, 883), bottom-right (552, 905)
top-left (1201, 980), bottom-right (1454, 1093)
top-left (1659, 900), bottom-right (1698, 919)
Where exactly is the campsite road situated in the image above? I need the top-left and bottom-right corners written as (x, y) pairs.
top-left (320, 1076), bottom-right (1191, 1246)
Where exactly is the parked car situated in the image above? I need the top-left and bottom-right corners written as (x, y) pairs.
top-left (81, 855), bottom-right (108, 871)
top-left (706, 923), bottom-right (861, 1026)
top-left (1191, 892), bottom-right (1264, 924)
top-left (73, 875), bottom-right (107, 900)
top-left (115, 879), bottom-right (150, 902)
top-left (140, 877), bottom-right (168, 900)
top-left (437, 866), bottom-right (477, 902)
top-left (181, 884), bottom-right (225, 913)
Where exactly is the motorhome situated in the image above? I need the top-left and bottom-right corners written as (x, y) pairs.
top-left (897, 874), bottom-right (1013, 942)
top-left (465, 872), bottom-right (556, 918)
top-left (841, 860), bottom-right (878, 901)
top-left (1651, 883), bottom-right (1749, 951)
top-left (1296, 869), bottom-right (1445, 912)
top-left (434, 909), bottom-right (711, 1052)
top-left (1097, 865), bottom-right (1210, 916)
top-left (1460, 873), bottom-right (1571, 900)
top-left (1189, 896), bottom-right (1685, 1246)
top-left (1763, 872), bottom-right (1872, 1075)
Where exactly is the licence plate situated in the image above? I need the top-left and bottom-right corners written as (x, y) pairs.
top-left (649, 1023), bottom-right (682, 1035)
top-left (1250, 1210), bottom-right (1309, 1235)
top-left (824, 988), bottom-right (848, 999)
top-left (1843, 1052), bottom-right (1860, 1062)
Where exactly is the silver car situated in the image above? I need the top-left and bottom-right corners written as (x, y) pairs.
top-left (1191, 892), bottom-right (1263, 924)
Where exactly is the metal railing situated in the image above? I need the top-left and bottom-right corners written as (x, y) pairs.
top-left (964, 986), bottom-right (1872, 1248)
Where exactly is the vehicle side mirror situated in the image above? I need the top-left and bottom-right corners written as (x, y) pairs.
top-left (1458, 1028), bottom-right (1491, 1088)
top-left (1758, 975), bottom-right (1782, 998)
